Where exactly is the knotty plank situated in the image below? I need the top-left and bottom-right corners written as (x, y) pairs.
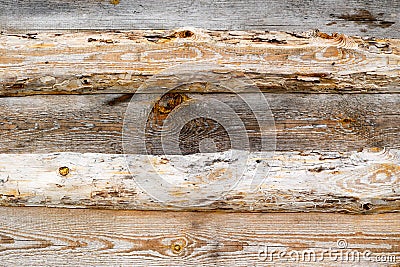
top-left (1, 30), bottom-right (399, 96)
top-left (0, 149), bottom-right (398, 212)
top-left (0, 207), bottom-right (398, 266)
top-left (0, 0), bottom-right (398, 38)
top-left (0, 93), bottom-right (398, 154)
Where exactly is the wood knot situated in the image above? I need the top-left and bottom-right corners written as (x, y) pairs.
top-left (312, 30), bottom-right (358, 49)
top-left (172, 243), bottom-right (183, 254)
top-left (170, 238), bottom-right (187, 255)
top-left (367, 147), bottom-right (385, 153)
top-left (368, 163), bottom-right (400, 184)
top-left (341, 118), bottom-right (356, 124)
top-left (154, 93), bottom-right (189, 115)
top-left (174, 30), bottom-right (194, 38)
top-left (109, 0), bottom-right (120, 5)
top-left (58, 166), bottom-right (70, 176)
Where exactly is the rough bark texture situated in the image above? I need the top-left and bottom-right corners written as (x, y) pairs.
top-left (0, 149), bottom-right (398, 213)
top-left (0, 30), bottom-right (399, 96)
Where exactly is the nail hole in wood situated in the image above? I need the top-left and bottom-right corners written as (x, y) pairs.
top-left (362, 203), bottom-right (372, 210)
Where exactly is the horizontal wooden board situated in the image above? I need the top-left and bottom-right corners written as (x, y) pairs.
top-left (0, 148), bottom-right (398, 212)
top-left (0, 207), bottom-right (398, 266)
top-left (0, 0), bottom-right (399, 38)
top-left (0, 30), bottom-right (399, 96)
top-left (0, 93), bottom-right (398, 154)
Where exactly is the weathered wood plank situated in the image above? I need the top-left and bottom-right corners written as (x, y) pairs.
top-left (0, 149), bottom-right (398, 212)
top-left (0, 207), bottom-right (398, 266)
top-left (0, 93), bottom-right (398, 154)
top-left (0, 0), bottom-right (399, 38)
top-left (1, 30), bottom-right (399, 96)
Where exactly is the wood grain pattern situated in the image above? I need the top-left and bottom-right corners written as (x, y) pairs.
top-left (0, 207), bottom-right (398, 266)
top-left (0, 4), bottom-right (398, 265)
top-left (0, 93), bottom-right (398, 154)
top-left (0, 30), bottom-right (399, 96)
top-left (0, 0), bottom-right (398, 38)
top-left (0, 149), bottom-right (398, 212)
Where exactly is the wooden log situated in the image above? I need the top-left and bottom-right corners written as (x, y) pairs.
top-left (0, 30), bottom-right (399, 96)
top-left (0, 93), bottom-right (398, 154)
top-left (0, 207), bottom-right (398, 266)
top-left (0, 30), bottom-right (399, 213)
top-left (0, 149), bottom-right (398, 212)
top-left (0, 0), bottom-right (398, 38)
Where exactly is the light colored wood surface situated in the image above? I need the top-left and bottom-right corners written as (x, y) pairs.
top-left (1, 30), bottom-right (399, 96)
top-left (0, 149), bottom-right (398, 212)
top-left (0, 0), bottom-right (398, 38)
top-left (0, 93), bottom-right (398, 154)
top-left (0, 207), bottom-right (398, 266)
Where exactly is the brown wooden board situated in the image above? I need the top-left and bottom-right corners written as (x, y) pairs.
top-left (0, 207), bottom-right (398, 266)
top-left (0, 93), bottom-right (398, 154)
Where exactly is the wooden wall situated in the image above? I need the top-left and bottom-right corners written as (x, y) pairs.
top-left (0, 1), bottom-right (399, 266)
